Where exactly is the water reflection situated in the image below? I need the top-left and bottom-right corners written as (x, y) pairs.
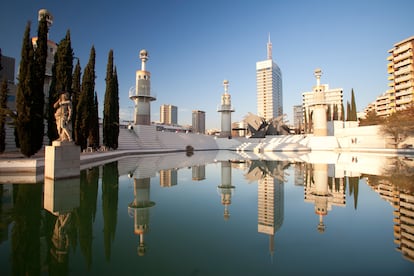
top-left (1, 152), bottom-right (414, 274)
top-left (44, 177), bottom-right (80, 267)
top-left (217, 161), bottom-right (235, 220)
top-left (303, 163), bottom-right (346, 233)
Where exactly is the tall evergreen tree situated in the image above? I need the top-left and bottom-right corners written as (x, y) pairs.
top-left (47, 30), bottom-right (73, 143)
top-left (333, 104), bottom-right (339, 121)
top-left (76, 46), bottom-right (96, 150)
top-left (350, 88), bottom-right (357, 121)
top-left (16, 18), bottom-right (48, 157)
top-left (16, 22), bottom-right (35, 156)
top-left (346, 101), bottom-right (351, 121)
top-left (31, 16), bottom-right (48, 152)
top-left (340, 103), bottom-right (345, 121)
top-left (72, 59), bottom-right (81, 140)
top-left (0, 79), bottom-right (8, 153)
top-left (89, 92), bottom-right (99, 149)
top-left (103, 50), bottom-right (119, 149)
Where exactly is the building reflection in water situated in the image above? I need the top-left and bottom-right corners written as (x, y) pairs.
top-left (217, 161), bottom-right (235, 220)
top-left (192, 165), bottom-right (206, 181)
top-left (304, 163), bottom-right (346, 232)
top-left (160, 169), bottom-right (177, 187)
top-left (43, 177), bottom-right (80, 264)
top-left (246, 160), bottom-right (287, 261)
top-left (365, 157), bottom-right (414, 262)
top-left (128, 176), bottom-right (155, 256)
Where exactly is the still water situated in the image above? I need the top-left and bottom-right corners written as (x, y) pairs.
top-left (1, 150), bottom-right (414, 275)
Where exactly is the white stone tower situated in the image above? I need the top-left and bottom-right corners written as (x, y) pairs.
top-left (217, 80), bottom-right (234, 138)
top-left (311, 68), bottom-right (328, 136)
top-left (130, 50), bottom-right (156, 125)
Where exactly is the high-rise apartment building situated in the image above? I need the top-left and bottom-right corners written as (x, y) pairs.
top-left (387, 36), bottom-right (414, 112)
top-left (256, 35), bottom-right (283, 121)
top-left (192, 110), bottom-right (205, 134)
top-left (160, 104), bottom-right (177, 125)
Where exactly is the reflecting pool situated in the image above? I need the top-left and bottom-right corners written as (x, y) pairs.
top-left (1, 151), bottom-right (414, 275)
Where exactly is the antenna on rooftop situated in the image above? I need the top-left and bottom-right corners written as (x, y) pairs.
top-left (267, 33), bottom-right (272, 60)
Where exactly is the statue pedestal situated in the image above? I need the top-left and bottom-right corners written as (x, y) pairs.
top-left (45, 141), bottom-right (80, 180)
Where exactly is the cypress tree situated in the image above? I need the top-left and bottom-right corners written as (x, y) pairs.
top-left (350, 89), bottom-right (357, 121)
top-left (16, 18), bottom-right (48, 157)
top-left (47, 30), bottom-right (73, 143)
top-left (103, 50), bottom-right (119, 149)
top-left (76, 46), bottom-right (95, 150)
top-left (340, 103), bottom-right (345, 121)
top-left (89, 92), bottom-right (99, 149)
top-left (0, 79), bottom-right (8, 153)
top-left (72, 59), bottom-right (81, 141)
top-left (346, 101), bottom-right (351, 121)
top-left (16, 22), bottom-right (35, 157)
top-left (112, 68), bottom-right (119, 147)
top-left (333, 104), bottom-right (339, 121)
top-left (31, 16), bottom-right (48, 152)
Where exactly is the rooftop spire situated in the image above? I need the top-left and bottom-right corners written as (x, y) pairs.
top-left (267, 33), bottom-right (272, 60)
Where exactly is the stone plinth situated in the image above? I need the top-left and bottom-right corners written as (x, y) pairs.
top-left (44, 177), bottom-right (80, 215)
top-left (45, 141), bottom-right (80, 180)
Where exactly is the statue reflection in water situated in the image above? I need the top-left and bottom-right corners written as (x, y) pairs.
top-left (128, 175), bottom-right (155, 256)
top-left (43, 177), bottom-right (80, 266)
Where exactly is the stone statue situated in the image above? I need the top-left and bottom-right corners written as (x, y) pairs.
top-left (53, 92), bottom-right (72, 141)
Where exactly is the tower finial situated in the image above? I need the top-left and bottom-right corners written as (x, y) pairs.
top-left (267, 33), bottom-right (272, 60)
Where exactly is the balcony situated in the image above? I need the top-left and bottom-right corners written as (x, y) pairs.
top-left (394, 51), bottom-right (413, 63)
top-left (395, 82), bottom-right (412, 91)
top-left (396, 96), bottom-right (413, 105)
top-left (394, 58), bottom-right (412, 69)
top-left (394, 66), bottom-right (411, 76)
top-left (394, 74), bottom-right (411, 84)
top-left (393, 44), bottom-right (411, 55)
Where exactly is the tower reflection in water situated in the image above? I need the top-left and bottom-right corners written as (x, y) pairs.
top-left (304, 163), bottom-right (346, 232)
top-left (128, 176), bottom-right (155, 256)
top-left (246, 160), bottom-right (287, 261)
top-left (217, 161), bottom-right (235, 220)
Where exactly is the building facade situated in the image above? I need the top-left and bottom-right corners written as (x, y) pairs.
top-left (256, 36), bottom-right (283, 121)
top-left (192, 110), bottom-right (205, 134)
top-left (160, 104), bottom-right (177, 125)
top-left (293, 105), bottom-right (304, 133)
top-left (387, 36), bottom-right (414, 112)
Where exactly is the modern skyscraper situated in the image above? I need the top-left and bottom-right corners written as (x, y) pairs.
top-left (160, 104), bottom-right (177, 125)
top-left (387, 36), bottom-right (414, 112)
top-left (192, 110), bottom-right (205, 134)
top-left (256, 35), bottom-right (283, 121)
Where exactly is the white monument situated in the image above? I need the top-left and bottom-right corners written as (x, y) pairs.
top-left (311, 69), bottom-right (328, 136)
top-left (218, 80), bottom-right (235, 138)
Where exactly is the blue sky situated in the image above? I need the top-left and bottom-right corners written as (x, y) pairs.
top-left (1, 0), bottom-right (413, 129)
